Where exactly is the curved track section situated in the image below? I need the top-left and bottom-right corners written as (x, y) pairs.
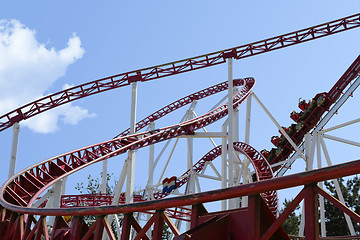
top-left (116, 79), bottom-right (244, 138)
top-left (0, 13), bottom-right (358, 133)
top-left (61, 142), bottom-right (278, 216)
top-left (0, 78), bottom-right (254, 213)
top-left (154, 142), bottom-right (278, 214)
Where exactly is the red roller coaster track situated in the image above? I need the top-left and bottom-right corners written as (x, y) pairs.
top-left (0, 13), bottom-right (360, 240)
top-left (0, 13), bottom-right (359, 133)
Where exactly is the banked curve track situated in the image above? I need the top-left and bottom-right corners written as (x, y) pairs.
top-left (62, 142), bottom-right (278, 216)
top-left (0, 78), bottom-right (261, 215)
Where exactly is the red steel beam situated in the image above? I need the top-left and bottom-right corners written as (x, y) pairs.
top-left (304, 184), bottom-right (319, 239)
top-left (0, 13), bottom-right (359, 133)
top-left (1, 158), bottom-right (360, 217)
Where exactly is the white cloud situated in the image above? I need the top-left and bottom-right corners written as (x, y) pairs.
top-left (0, 19), bottom-right (95, 133)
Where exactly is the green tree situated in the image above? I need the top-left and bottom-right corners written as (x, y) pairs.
top-left (324, 176), bottom-right (360, 236)
top-left (75, 173), bottom-right (121, 238)
top-left (280, 198), bottom-right (301, 235)
top-left (75, 173), bottom-right (115, 194)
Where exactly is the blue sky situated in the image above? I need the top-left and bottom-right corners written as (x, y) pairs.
top-left (0, 1), bottom-right (359, 208)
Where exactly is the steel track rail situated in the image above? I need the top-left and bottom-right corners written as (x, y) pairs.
top-left (0, 78), bottom-right (254, 212)
top-left (0, 13), bottom-right (359, 133)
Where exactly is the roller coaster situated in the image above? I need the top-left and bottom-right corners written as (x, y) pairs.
top-left (0, 13), bottom-right (360, 240)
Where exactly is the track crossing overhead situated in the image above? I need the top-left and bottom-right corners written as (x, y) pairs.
top-left (0, 13), bottom-right (359, 133)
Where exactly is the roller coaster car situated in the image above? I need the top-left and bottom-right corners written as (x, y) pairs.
top-left (290, 111), bottom-right (300, 122)
top-left (314, 92), bottom-right (328, 106)
top-left (275, 147), bottom-right (283, 157)
top-left (296, 121), bottom-right (304, 132)
top-left (260, 149), bottom-right (269, 158)
top-left (289, 124), bottom-right (297, 135)
top-left (266, 148), bottom-right (277, 163)
top-left (298, 99), bottom-right (309, 111)
top-left (297, 99), bottom-right (316, 121)
top-left (271, 136), bottom-right (281, 146)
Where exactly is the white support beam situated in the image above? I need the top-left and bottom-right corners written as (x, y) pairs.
top-left (126, 82), bottom-right (138, 204)
top-left (112, 160), bottom-right (128, 205)
top-left (151, 101), bottom-right (197, 177)
top-left (234, 105), bottom-right (241, 209)
top-left (31, 188), bottom-right (54, 208)
top-left (271, 151), bottom-right (300, 169)
top-left (307, 134), bottom-right (316, 171)
top-left (234, 97), bottom-right (240, 143)
top-left (198, 174), bottom-right (221, 181)
top-left (252, 92), bottom-right (307, 161)
top-left (106, 160), bottom-right (128, 236)
top-left (227, 58), bottom-right (237, 210)
top-left (8, 122), bottom-right (20, 178)
top-left (157, 138), bottom-right (179, 185)
top-left (221, 122), bottom-right (228, 210)
top-left (100, 159), bottom-right (108, 194)
top-left (242, 92), bottom-right (252, 211)
top-left (147, 122), bottom-right (155, 201)
top-left (316, 133), bottom-right (326, 237)
top-left (323, 134), bottom-right (360, 147)
top-left (319, 136), bottom-right (356, 235)
top-left (177, 132), bottom-right (227, 138)
top-left (190, 110), bottom-right (219, 148)
top-left (208, 94), bottom-right (228, 112)
top-left (321, 117), bottom-right (360, 134)
top-left (195, 174), bottom-right (201, 193)
top-left (245, 93), bottom-right (252, 145)
top-left (227, 58), bottom-right (235, 188)
top-left (187, 106), bottom-right (195, 195)
top-left (48, 180), bottom-right (63, 226)
top-left (208, 162), bottom-right (222, 179)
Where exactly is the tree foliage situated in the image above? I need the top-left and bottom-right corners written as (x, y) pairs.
top-left (75, 173), bottom-right (115, 194)
top-left (324, 176), bottom-right (360, 236)
top-left (280, 198), bottom-right (301, 235)
top-left (279, 176), bottom-right (360, 237)
top-left (75, 173), bottom-right (121, 238)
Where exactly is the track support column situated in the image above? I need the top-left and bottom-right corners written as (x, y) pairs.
top-left (320, 135), bottom-right (356, 235)
top-left (8, 122), bottom-right (20, 178)
top-left (316, 133), bottom-right (326, 237)
top-left (126, 81), bottom-right (138, 204)
top-left (187, 108), bottom-right (195, 195)
top-left (221, 122), bottom-right (228, 210)
top-left (242, 93), bottom-right (252, 207)
top-left (227, 58), bottom-right (236, 209)
top-left (100, 160), bottom-right (108, 194)
top-left (146, 122), bottom-right (155, 236)
top-left (147, 121), bottom-right (155, 200)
